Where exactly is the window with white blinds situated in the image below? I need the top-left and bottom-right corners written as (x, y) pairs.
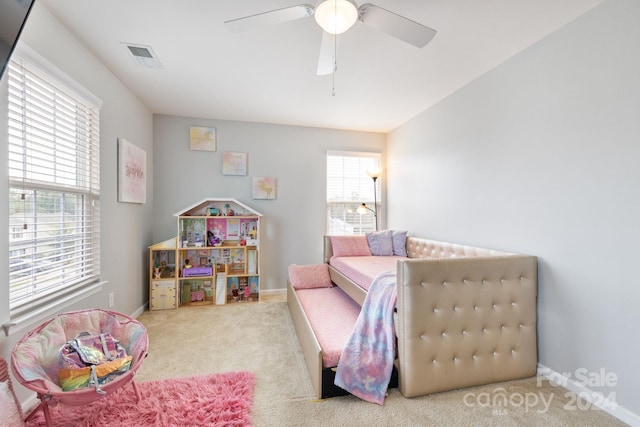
top-left (327, 151), bottom-right (381, 235)
top-left (7, 53), bottom-right (101, 317)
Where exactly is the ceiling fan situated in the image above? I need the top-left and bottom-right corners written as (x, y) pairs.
top-left (224, 0), bottom-right (436, 75)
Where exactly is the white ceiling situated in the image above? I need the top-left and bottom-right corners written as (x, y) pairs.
top-left (38, 0), bottom-right (606, 133)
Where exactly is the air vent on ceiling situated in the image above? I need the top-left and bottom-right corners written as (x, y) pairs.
top-left (122, 43), bottom-right (163, 69)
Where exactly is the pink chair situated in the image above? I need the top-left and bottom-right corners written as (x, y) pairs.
top-left (11, 309), bottom-right (148, 426)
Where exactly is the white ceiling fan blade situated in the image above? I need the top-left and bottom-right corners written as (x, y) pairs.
top-left (317, 31), bottom-right (338, 75)
top-left (358, 3), bottom-right (436, 48)
top-left (225, 4), bottom-right (315, 32)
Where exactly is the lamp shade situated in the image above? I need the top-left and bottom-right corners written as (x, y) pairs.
top-left (356, 203), bottom-right (368, 215)
top-left (314, 0), bottom-right (358, 35)
top-left (366, 166), bottom-right (382, 179)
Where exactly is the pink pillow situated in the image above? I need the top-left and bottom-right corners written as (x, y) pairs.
top-left (288, 264), bottom-right (333, 289)
top-left (330, 236), bottom-right (372, 257)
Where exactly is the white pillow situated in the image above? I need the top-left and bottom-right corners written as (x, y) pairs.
top-left (0, 381), bottom-right (24, 427)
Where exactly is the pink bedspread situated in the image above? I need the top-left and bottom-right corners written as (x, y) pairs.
top-left (330, 256), bottom-right (407, 291)
top-left (295, 286), bottom-right (361, 368)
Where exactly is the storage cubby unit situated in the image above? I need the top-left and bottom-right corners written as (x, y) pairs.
top-left (174, 198), bottom-right (262, 307)
top-left (148, 238), bottom-right (178, 310)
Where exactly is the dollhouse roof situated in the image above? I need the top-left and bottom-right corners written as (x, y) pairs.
top-left (148, 237), bottom-right (176, 250)
top-left (173, 198), bottom-right (263, 217)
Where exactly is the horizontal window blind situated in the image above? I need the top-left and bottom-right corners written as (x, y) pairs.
top-left (7, 54), bottom-right (101, 317)
top-left (327, 151), bottom-right (381, 235)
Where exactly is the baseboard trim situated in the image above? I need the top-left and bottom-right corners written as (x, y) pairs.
top-left (131, 303), bottom-right (146, 319)
top-left (537, 363), bottom-right (640, 426)
top-left (260, 288), bottom-right (286, 297)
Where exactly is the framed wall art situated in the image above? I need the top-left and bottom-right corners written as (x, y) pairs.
top-left (252, 176), bottom-right (276, 200)
top-left (222, 151), bottom-right (247, 176)
top-left (117, 138), bottom-right (147, 203)
top-left (189, 126), bottom-right (216, 151)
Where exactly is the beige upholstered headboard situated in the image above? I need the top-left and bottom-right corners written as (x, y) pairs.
top-left (405, 237), bottom-right (513, 259)
top-left (395, 255), bottom-right (538, 397)
top-left (323, 235), bottom-right (513, 263)
top-left (323, 235), bottom-right (333, 263)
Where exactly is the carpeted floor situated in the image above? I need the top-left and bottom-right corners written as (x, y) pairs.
top-left (135, 299), bottom-right (627, 427)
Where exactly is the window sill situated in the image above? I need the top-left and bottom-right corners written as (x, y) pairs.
top-left (2, 280), bottom-right (107, 337)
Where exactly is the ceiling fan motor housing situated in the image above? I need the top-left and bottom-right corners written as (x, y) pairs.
top-left (314, 0), bottom-right (358, 34)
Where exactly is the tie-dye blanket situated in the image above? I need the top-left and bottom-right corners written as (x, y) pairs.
top-left (334, 270), bottom-right (397, 405)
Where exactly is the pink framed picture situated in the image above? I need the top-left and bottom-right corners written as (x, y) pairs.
top-left (117, 138), bottom-right (146, 203)
top-left (222, 151), bottom-right (247, 176)
top-left (252, 176), bottom-right (276, 200)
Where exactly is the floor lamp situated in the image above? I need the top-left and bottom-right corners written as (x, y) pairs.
top-left (357, 167), bottom-right (381, 231)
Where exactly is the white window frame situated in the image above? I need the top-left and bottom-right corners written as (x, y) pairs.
top-left (327, 150), bottom-right (382, 235)
top-left (7, 45), bottom-right (102, 323)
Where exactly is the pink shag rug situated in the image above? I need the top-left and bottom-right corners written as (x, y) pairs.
top-left (25, 371), bottom-right (255, 427)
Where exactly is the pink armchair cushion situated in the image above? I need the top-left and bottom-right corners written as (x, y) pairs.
top-left (288, 264), bottom-right (333, 289)
top-left (330, 236), bottom-right (372, 257)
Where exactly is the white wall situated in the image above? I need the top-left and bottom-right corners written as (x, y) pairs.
top-left (153, 115), bottom-right (385, 292)
top-left (0, 3), bottom-right (153, 402)
top-left (387, 0), bottom-right (640, 421)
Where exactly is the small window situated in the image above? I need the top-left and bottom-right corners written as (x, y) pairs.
top-left (327, 151), bottom-right (381, 235)
top-left (7, 52), bottom-right (101, 318)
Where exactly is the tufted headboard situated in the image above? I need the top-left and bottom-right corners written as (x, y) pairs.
top-left (405, 236), bottom-right (514, 259)
top-left (395, 254), bottom-right (537, 397)
top-left (323, 235), bottom-right (513, 263)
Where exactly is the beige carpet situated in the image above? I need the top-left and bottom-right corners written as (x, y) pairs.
top-left (135, 300), bottom-right (626, 427)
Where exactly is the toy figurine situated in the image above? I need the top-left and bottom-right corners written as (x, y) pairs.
top-left (154, 261), bottom-right (167, 279)
top-left (207, 230), bottom-right (223, 246)
top-left (244, 283), bottom-right (251, 300)
top-left (231, 285), bottom-right (239, 302)
top-left (248, 226), bottom-right (257, 240)
top-left (184, 259), bottom-right (192, 269)
top-left (224, 203), bottom-right (235, 216)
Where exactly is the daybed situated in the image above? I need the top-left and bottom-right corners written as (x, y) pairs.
top-left (287, 233), bottom-right (537, 400)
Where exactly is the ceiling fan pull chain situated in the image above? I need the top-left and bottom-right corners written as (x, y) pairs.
top-left (332, 31), bottom-right (337, 96)
top-left (331, 0), bottom-right (338, 96)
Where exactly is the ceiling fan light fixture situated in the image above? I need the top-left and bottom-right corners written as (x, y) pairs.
top-left (314, 0), bottom-right (358, 35)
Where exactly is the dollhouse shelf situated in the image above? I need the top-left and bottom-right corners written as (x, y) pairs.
top-left (149, 238), bottom-right (178, 310)
top-left (148, 198), bottom-right (262, 311)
